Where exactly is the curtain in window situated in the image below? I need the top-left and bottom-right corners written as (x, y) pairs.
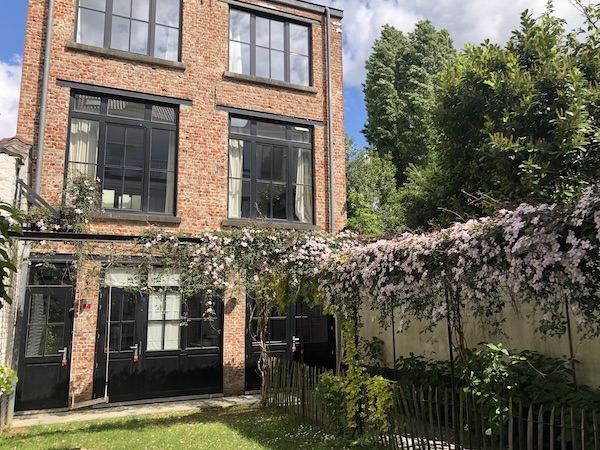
top-left (105, 267), bottom-right (140, 287)
top-left (295, 148), bottom-right (313, 223)
top-left (228, 139), bottom-right (243, 218)
top-left (68, 118), bottom-right (99, 178)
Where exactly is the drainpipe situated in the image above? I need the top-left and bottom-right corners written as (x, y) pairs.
top-left (34, 0), bottom-right (55, 195)
top-left (325, 7), bottom-right (335, 234)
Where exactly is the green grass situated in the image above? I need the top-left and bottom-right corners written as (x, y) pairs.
top-left (0, 405), bottom-right (371, 450)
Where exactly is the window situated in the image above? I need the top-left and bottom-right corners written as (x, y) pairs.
top-left (229, 9), bottom-right (310, 86)
top-left (67, 92), bottom-right (177, 215)
top-left (76, 0), bottom-right (181, 61)
top-left (228, 117), bottom-right (313, 223)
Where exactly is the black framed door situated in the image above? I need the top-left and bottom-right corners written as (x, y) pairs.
top-left (93, 287), bottom-right (223, 403)
top-left (16, 269), bottom-right (74, 411)
top-left (245, 296), bottom-right (336, 391)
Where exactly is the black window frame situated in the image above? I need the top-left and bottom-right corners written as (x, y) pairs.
top-left (75, 0), bottom-right (183, 61)
top-left (228, 115), bottom-right (314, 224)
top-left (66, 91), bottom-right (179, 216)
top-left (228, 8), bottom-right (312, 86)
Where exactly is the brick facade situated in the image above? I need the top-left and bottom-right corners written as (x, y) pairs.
top-left (16, 0), bottom-right (345, 406)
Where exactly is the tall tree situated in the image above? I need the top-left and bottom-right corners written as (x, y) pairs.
top-left (401, 5), bottom-right (600, 228)
top-left (363, 21), bottom-right (456, 185)
top-left (345, 138), bottom-right (403, 236)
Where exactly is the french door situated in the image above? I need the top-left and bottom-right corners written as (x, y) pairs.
top-left (93, 285), bottom-right (223, 403)
top-left (16, 265), bottom-right (74, 411)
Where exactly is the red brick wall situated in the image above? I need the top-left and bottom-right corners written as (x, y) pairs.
top-left (222, 280), bottom-right (246, 396)
top-left (17, 0), bottom-right (345, 399)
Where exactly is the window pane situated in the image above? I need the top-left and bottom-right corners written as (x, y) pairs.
top-left (293, 148), bottom-right (313, 183)
top-left (150, 129), bottom-right (175, 170)
top-left (229, 10), bottom-right (250, 42)
top-left (121, 323), bottom-right (135, 350)
top-left (156, 0), bottom-right (180, 27)
top-left (108, 99), bottom-right (145, 119)
top-left (48, 295), bottom-right (65, 323)
top-left (122, 169), bottom-right (143, 209)
top-left (242, 143), bottom-right (251, 178)
top-left (230, 118), bottom-right (251, 135)
top-left (26, 325), bottom-right (45, 357)
top-left (80, 0), bottom-right (106, 11)
top-left (290, 24), bottom-right (309, 55)
top-left (121, 292), bottom-right (137, 320)
top-left (241, 180), bottom-right (251, 218)
top-left (78, 9), bottom-right (105, 47)
top-left (291, 127), bottom-right (310, 143)
top-left (257, 145), bottom-right (271, 179)
top-left (68, 118), bottom-right (99, 176)
top-left (272, 185), bottom-right (287, 219)
top-left (163, 322), bottom-right (179, 349)
top-left (132, 0), bottom-right (150, 21)
top-left (148, 293), bottom-right (164, 321)
top-left (28, 294), bottom-right (47, 325)
top-left (271, 20), bottom-right (284, 51)
top-left (45, 325), bottom-right (64, 354)
top-left (111, 16), bottom-right (131, 52)
top-left (29, 265), bottom-right (71, 286)
top-left (256, 182), bottom-right (271, 218)
top-left (113, 0), bottom-right (131, 17)
top-left (125, 128), bottom-right (145, 168)
top-left (271, 50), bottom-right (284, 81)
top-left (256, 17), bottom-right (270, 47)
top-left (148, 268), bottom-right (180, 286)
top-left (229, 41), bottom-right (250, 74)
top-left (130, 20), bottom-right (149, 55)
top-left (255, 47), bottom-right (270, 78)
top-left (151, 105), bottom-right (176, 124)
top-left (290, 54), bottom-right (309, 86)
top-left (155, 25), bottom-right (179, 61)
top-left (186, 321), bottom-right (202, 347)
top-left (271, 146), bottom-right (287, 182)
top-left (270, 318), bottom-right (286, 341)
top-left (109, 326), bottom-right (120, 351)
top-left (256, 121), bottom-right (286, 140)
top-left (149, 171), bottom-right (168, 212)
top-left (147, 322), bottom-right (163, 350)
top-left (74, 94), bottom-right (101, 114)
top-left (164, 292), bottom-right (181, 320)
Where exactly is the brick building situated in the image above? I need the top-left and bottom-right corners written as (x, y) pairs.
top-left (9, 0), bottom-right (344, 412)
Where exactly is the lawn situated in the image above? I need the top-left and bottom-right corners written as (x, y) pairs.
top-left (0, 404), bottom-right (370, 450)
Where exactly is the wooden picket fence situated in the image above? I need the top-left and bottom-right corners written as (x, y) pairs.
top-left (263, 357), bottom-right (600, 449)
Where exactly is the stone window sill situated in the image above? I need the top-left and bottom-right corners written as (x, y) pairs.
top-left (66, 41), bottom-right (186, 71)
top-left (223, 72), bottom-right (318, 94)
top-left (92, 211), bottom-right (182, 225)
top-left (221, 218), bottom-right (319, 231)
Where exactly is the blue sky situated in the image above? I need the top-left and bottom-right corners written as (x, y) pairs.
top-left (0, 0), bottom-right (587, 146)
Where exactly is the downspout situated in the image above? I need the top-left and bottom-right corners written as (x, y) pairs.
top-left (325, 7), bottom-right (335, 234)
top-left (34, 0), bottom-right (55, 195)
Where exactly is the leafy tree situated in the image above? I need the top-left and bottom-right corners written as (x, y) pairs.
top-left (345, 138), bottom-right (403, 236)
top-left (401, 5), bottom-right (600, 228)
top-left (363, 21), bottom-right (456, 185)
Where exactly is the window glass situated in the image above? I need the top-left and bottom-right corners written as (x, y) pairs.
top-left (78, 9), bottom-right (106, 47)
top-left (76, 0), bottom-right (180, 61)
top-left (108, 99), bottom-right (146, 119)
top-left (156, 0), bottom-right (180, 27)
top-left (228, 117), bottom-right (313, 223)
top-left (256, 121), bottom-right (286, 140)
top-left (229, 10), bottom-right (310, 84)
top-left (69, 93), bottom-right (177, 214)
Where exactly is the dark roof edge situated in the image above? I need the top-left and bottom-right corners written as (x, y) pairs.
top-left (233, 0), bottom-right (343, 18)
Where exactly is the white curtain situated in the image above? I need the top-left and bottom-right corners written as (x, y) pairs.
top-left (295, 148), bottom-right (313, 223)
top-left (228, 139), bottom-right (243, 218)
top-left (68, 119), bottom-right (99, 178)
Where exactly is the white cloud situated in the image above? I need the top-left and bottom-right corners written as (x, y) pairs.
top-left (0, 55), bottom-right (22, 139)
top-left (324, 0), bottom-right (586, 87)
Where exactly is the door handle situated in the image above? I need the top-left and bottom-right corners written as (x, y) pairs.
top-left (292, 335), bottom-right (300, 353)
top-left (130, 343), bottom-right (139, 362)
top-left (58, 347), bottom-right (68, 366)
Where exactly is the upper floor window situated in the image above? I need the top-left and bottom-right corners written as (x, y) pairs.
top-left (229, 9), bottom-right (310, 86)
top-left (76, 0), bottom-right (181, 61)
top-left (228, 117), bottom-right (313, 223)
top-left (67, 92), bottom-right (177, 215)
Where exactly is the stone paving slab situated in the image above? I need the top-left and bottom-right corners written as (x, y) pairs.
top-left (11, 394), bottom-right (261, 428)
